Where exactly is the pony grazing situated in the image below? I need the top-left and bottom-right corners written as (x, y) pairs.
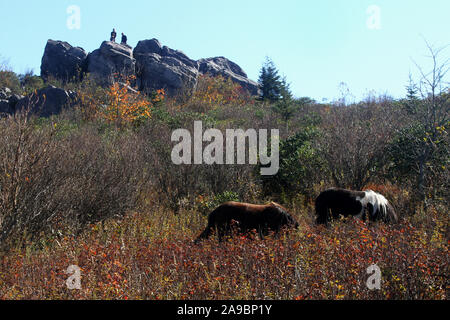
top-left (315, 188), bottom-right (397, 225)
top-left (195, 202), bottom-right (299, 243)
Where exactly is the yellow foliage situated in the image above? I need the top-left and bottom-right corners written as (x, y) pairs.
top-left (96, 76), bottom-right (163, 125)
top-left (190, 74), bottom-right (253, 109)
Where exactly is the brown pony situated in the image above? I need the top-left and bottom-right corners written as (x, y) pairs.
top-left (195, 201), bottom-right (299, 243)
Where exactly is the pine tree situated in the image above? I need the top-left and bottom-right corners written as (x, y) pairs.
top-left (404, 74), bottom-right (420, 115)
top-left (272, 77), bottom-right (296, 133)
top-left (258, 57), bottom-right (282, 103)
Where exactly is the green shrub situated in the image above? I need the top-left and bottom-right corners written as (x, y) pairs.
top-left (0, 71), bottom-right (21, 93)
top-left (196, 191), bottom-right (240, 215)
top-left (261, 127), bottom-right (324, 201)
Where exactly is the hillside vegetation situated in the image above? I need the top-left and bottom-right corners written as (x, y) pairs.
top-left (0, 56), bottom-right (448, 299)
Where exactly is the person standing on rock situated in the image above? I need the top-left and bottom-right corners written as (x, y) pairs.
top-left (121, 33), bottom-right (128, 45)
top-left (110, 28), bottom-right (117, 42)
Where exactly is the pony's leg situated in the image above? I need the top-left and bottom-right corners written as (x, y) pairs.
top-left (217, 226), bottom-right (225, 243)
top-left (367, 203), bottom-right (375, 222)
top-left (316, 203), bottom-right (329, 225)
top-left (331, 208), bottom-right (340, 220)
top-left (379, 204), bottom-right (387, 223)
top-left (258, 226), bottom-right (265, 240)
top-left (316, 212), bottom-right (328, 225)
top-left (273, 228), bottom-right (282, 239)
top-left (359, 205), bottom-right (368, 222)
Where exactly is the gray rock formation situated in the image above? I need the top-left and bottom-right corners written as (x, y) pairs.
top-left (0, 87), bottom-right (12, 100)
top-left (86, 41), bottom-right (136, 84)
top-left (134, 39), bottom-right (199, 96)
top-left (41, 40), bottom-right (87, 82)
top-left (16, 86), bottom-right (77, 117)
top-left (0, 87), bottom-right (24, 115)
top-left (8, 94), bottom-right (24, 110)
top-left (39, 38), bottom-right (260, 99)
top-left (0, 99), bottom-right (11, 115)
top-left (199, 56), bottom-right (248, 78)
top-left (198, 57), bottom-right (260, 95)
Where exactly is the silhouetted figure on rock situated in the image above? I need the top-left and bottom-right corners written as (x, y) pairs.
top-left (121, 33), bottom-right (128, 45)
top-left (110, 29), bottom-right (117, 42)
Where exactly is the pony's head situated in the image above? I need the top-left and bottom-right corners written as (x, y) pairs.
top-left (270, 202), bottom-right (299, 229)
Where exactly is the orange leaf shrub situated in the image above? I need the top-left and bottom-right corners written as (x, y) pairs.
top-left (97, 76), bottom-right (158, 125)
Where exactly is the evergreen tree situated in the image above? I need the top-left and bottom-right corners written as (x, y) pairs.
top-left (271, 77), bottom-right (297, 133)
top-left (258, 57), bottom-right (282, 102)
top-left (404, 74), bottom-right (420, 115)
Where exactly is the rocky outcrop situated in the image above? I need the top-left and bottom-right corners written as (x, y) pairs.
top-left (40, 38), bottom-right (260, 98)
top-left (8, 94), bottom-right (23, 108)
top-left (0, 87), bottom-right (12, 100)
top-left (16, 86), bottom-right (77, 117)
top-left (134, 39), bottom-right (199, 96)
top-left (198, 57), bottom-right (260, 95)
top-left (0, 87), bottom-right (24, 115)
top-left (199, 56), bottom-right (248, 78)
top-left (41, 40), bottom-right (87, 82)
top-left (86, 41), bottom-right (136, 85)
top-left (0, 100), bottom-right (11, 115)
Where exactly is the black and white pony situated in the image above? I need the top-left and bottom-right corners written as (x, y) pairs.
top-left (315, 188), bottom-right (397, 225)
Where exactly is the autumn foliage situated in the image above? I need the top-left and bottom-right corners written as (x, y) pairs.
top-left (74, 75), bottom-right (162, 125)
top-left (0, 70), bottom-right (447, 301)
top-left (98, 77), bottom-right (163, 125)
top-left (0, 211), bottom-right (447, 300)
top-left (189, 75), bottom-right (254, 111)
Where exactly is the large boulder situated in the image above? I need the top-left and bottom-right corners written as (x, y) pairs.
top-left (41, 40), bottom-right (88, 82)
top-left (16, 86), bottom-right (77, 117)
top-left (0, 87), bottom-right (23, 115)
top-left (199, 56), bottom-right (248, 78)
top-left (86, 41), bottom-right (136, 85)
top-left (134, 39), bottom-right (199, 96)
top-left (8, 94), bottom-right (24, 110)
top-left (0, 87), bottom-right (12, 100)
top-left (198, 57), bottom-right (260, 96)
top-left (0, 99), bottom-right (12, 115)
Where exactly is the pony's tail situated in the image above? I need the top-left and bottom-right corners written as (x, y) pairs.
top-left (315, 198), bottom-right (329, 225)
top-left (194, 207), bottom-right (220, 244)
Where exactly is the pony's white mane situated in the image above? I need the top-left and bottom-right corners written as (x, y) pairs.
top-left (361, 190), bottom-right (389, 219)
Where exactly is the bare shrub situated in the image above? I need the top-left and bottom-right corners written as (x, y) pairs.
top-left (319, 103), bottom-right (397, 190)
top-left (0, 108), bottom-right (146, 250)
top-left (136, 120), bottom-right (261, 213)
top-left (0, 105), bottom-right (59, 247)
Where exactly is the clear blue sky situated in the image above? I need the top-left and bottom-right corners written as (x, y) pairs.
top-left (0, 0), bottom-right (448, 102)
